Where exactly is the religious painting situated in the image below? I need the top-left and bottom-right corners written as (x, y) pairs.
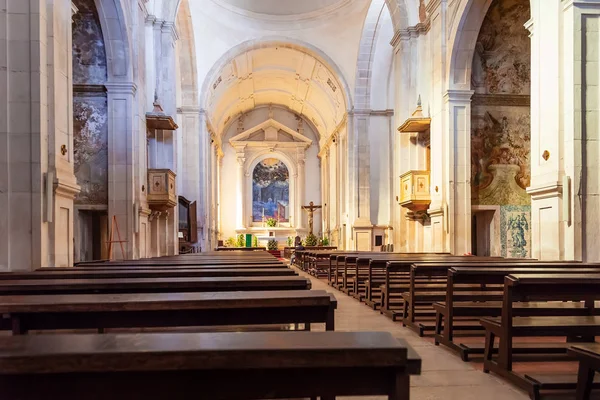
top-left (252, 158), bottom-right (290, 222)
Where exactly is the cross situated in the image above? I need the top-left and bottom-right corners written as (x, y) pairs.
top-left (302, 201), bottom-right (322, 235)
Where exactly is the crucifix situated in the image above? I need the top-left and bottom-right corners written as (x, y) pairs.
top-left (302, 201), bottom-right (322, 235)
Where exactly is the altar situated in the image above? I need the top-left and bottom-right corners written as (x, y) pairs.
top-left (245, 227), bottom-right (307, 248)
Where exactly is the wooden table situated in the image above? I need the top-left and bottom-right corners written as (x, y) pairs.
top-left (0, 331), bottom-right (421, 400)
top-left (0, 276), bottom-right (311, 296)
top-left (5, 268), bottom-right (296, 280)
top-left (0, 290), bottom-right (336, 334)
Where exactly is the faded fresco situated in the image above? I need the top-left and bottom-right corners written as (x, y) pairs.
top-left (72, 0), bottom-right (108, 85)
top-left (471, 0), bottom-right (531, 258)
top-left (72, 0), bottom-right (108, 205)
top-left (252, 158), bottom-right (290, 223)
top-left (74, 95), bottom-right (109, 204)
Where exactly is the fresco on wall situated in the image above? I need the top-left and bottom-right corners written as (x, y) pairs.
top-left (72, 0), bottom-right (107, 85)
top-left (72, 0), bottom-right (108, 205)
top-left (252, 158), bottom-right (290, 223)
top-left (74, 95), bottom-right (108, 204)
top-left (471, 107), bottom-right (530, 206)
top-left (471, 0), bottom-right (530, 96)
top-left (471, 0), bottom-right (531, 258)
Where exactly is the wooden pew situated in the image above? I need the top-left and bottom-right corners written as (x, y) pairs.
top-left (350, 253), bottom-right (450, 303)
top-left (1, 290), bottom-right (337, 334)
top-left (568, 343), bottom-right (600, 400)
top-left (0, 276), bottom-right (311, 296)
top-left (11, 268), bottom-right (296, 280)
top-left (0, 331), bottom-right (421, 400)
top-left (481, 274), bottom-right (600, 399)
top-left (433, 265), bottom-right (600, 360)
top-left (380, 257), bottom-right (505, 321)
top-left (215, 247), bottom-right (267, 251)
top-left (44, 263), bottom-right (290, 271)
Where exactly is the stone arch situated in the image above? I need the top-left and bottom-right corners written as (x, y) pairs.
top-left (383, 0), bottom-right (411, 31)
top-left (200, 37), bottom-right (354, 115)
top-left (354, 0), bottom-right (394, 110)
top-left (176, 0), bottom-right (198, 108)
top-left (93, 0), bottom-right (132, 81)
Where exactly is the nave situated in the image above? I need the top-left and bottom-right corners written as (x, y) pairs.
top-left (295, 269), bottom-right (528, 400)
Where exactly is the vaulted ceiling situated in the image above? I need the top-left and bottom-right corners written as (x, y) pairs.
top-left (206, 45), bottom-right (347, 140)
top-left (212, 0), bottom-right (349, 17)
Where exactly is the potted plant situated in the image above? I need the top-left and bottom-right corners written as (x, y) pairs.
top-left (286, 236), bottom-right (293, 247)
top-left (266, 217), bottom-right (277, 228)
top-left (321, 237), bottom-right (330, 246)
top-left (305, 233), bottom-right (318, 247)
top-left (236, 234), bottom-right (245, 247)
top-left (225, 237), bottom-right (236, 247)
top-left (252, 236), bottom-right (259, 248)
top-left (267, 239), bottom-right (279, 251)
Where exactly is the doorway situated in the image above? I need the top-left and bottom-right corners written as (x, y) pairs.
top-left (77, 210), bottom-right (109, 262)
top-left (471, 207), bottom-right (499, 257)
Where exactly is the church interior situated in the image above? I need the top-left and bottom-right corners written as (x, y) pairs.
top-left (1, 0), bottom-right (600, 399)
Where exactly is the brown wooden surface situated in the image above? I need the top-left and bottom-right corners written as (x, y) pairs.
top-left (5, 268), bottom-right (296, 280)
top-left (0, 276), bottom-right (311, 295)
top-left (2, 290), bottom-right (337, 333)
top-left (0, 332), bottom-right (420, 400)
top-left (42, 264), bottom-right (289, 271)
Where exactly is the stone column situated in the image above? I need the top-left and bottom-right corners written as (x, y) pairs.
top-left (443, 90), bottom-right (474, 256)
top-left (527, 0), bottom-right (600, 262)
top-left (297, 154), bottom-right (306, 230)
top-left (236, 152), bottom-right (246, 231)
top-left (0, 0), bottom-right (80, 270)
top-left (106, 82), bottom-right (137, 260)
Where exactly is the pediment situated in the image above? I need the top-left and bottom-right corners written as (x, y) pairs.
top-left (229, 118), bottom-right (312, 147)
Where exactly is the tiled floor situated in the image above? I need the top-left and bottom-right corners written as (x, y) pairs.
top-left (294, 268), bottom-right (530, 400)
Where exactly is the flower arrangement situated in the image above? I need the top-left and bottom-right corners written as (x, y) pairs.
top-left (252, 236), bottom-right (259, 248)
top-left (286, 236), bottom-right (293, 247)
top-left (225, 237), bottom-right (236, 247)
top-left (321, 237), bottom-right (330, 246)
top-left (266, 217), bottom-right (277, 228)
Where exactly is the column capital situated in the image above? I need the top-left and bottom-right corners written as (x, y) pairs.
top-left (443, 90), bottom-right (474, 104)
top-left (105, 82), bottom-right (138, 96)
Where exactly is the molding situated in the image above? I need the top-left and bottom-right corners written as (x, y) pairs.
top-left (177, 106), bottom-right (201, 114)
top-left (527, 181), bottom-right (563, 200)
top-left (391, 22), bottom-right (431, 47)
top-left (472, 94), bottom-right (530, 107)
top-left (73, 84), bottom-right (107, 93)
top-left (105, 82), bottom-right (137, 96)
top-left (524, 18), bottom-right (534, 38)
top-left (229, 118), bottom-right (312, 146)
top-left (353, 108), bottom-right (394, 116)
top-left (444, 89), bottom-right (474, 103)
top-left (54, 176), bottom-right (81, 201)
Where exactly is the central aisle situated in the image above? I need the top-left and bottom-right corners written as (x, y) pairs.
top-left (293, 268), bottom-right (529, 400)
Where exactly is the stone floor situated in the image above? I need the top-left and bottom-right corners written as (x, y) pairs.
top-left (293, 267), bottom-right (530, 400)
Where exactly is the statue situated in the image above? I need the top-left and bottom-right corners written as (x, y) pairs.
top-left (302, 201), bottom-right (322, 235)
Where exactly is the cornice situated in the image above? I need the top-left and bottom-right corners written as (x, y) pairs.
top-left (526, 181), bottom-right (562, 200)
top-left (177, 106), bottom-right (201, 114)
top-left (443, 89), bottom-right (474, 103)
top-left (105, 82), bottom-right (137, 96)
top-left (390, 22), bottom-right (431, 48)
top-left (54, 176), bottom-right (81, 201)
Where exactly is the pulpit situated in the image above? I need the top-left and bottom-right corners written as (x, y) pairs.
top-left (147, 169), bottom-right (177, 211)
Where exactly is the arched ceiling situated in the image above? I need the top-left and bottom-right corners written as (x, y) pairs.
top-left (211, 0), bottom-right (348, 17)
top-left (206, 45), bottom-right (347, 141)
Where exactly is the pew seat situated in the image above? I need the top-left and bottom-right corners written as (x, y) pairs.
top-left (0, 331), bottom-right (421, 400)
top-left (1, 290), bottom-right (337, 334)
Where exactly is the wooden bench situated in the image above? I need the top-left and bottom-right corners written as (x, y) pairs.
top-left (0, 276), bottom-right (311, 296)
top-left (45, 263), bottom-right (291, 271)
top-left (434, 265), bottom-right (600, 360)
top-left (3, 268), bottom-right (297, 280)
top-left (481, 274), bottom-right (600, 399)
top-left (568, 343), bottom-right (600, 400)
top-left (0, 331), bottom-right (421, 400)
top-left (380, 257), bottom-right (502, 321)
top-left (1, 290), bottom-right (337, 334)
